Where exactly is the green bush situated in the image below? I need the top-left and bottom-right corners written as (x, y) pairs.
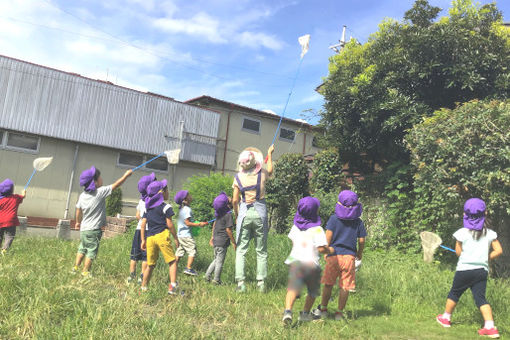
top-left (266, 153), bottom-right (309, 233)
top-left (310, 147), bottom-right (344, 193)
top-left (106, 188), bottom-right (122, 216)
top-left (182, 172), bottom-right (234, 222)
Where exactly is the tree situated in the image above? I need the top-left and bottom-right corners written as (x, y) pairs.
top-left (320, 0), bottom-right (510, 171)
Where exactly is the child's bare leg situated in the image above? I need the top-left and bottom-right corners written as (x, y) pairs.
top-left (169, 260), bottom-right (177, 284)
top-left (141, 261), bottom-right (148, 274)
top-left (285, 290), bottom-right (299, 310)
top-left (338, 288), bottom-right (349, 311)
top-left (83, 257), bottom-right (93, 272)
top-left (303, 295), bottom-right (316, 312)
top-left (142, 265), bottom-right (155, 287)
top-left (445, 298), bottom-right (457, 314)
top-left (479, 304), bottom-right (494, 321)
top-left (75, 253), bottom-right (85, 267)
top-left (321, 284), bottom-right (334, 308)
top-left (129, 260), bottom-right (137, 274)
top-left (187, 256), bottom-right (194, 269)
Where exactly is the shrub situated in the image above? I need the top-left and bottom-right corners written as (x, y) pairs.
top-left (266, 153), bottom-right (309, 233)
top-left (310, 147), bottom-right (344, 193)
top-left (182, 172), bottom-right (234, 222)
top-left (106, 188), bottom-right (123, 216)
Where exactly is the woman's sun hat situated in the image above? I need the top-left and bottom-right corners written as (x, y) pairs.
top-left (238, 147), bottom-right (263, 174)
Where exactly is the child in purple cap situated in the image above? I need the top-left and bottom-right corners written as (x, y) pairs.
top-left (140, 179), bottom-right (180, 295)
top-left (126, 173), bottom-right (156, 284)
top-left (436, 198), bottom-right (503, 338)
top-left (0, 179), bottom-right (26, 254)
top-left (312, 190), bottom-right (366, 320)
top-left (282, 196), bottom-right (333, 325)
top-left (205, 192), bottom-right (236, 285)
top-left (174, 190), bottom-right (208, 276)
top-left (72, 166), bottom-right (132, 278)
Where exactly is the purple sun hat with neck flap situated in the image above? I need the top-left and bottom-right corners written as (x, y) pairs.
top-left (145, 179), bottom-right (168, 210)
top-left (463, 198), bottom-right (486, 231)
top-left (335, 190), bottom-right (362, 220)
top-left (0, 178), bottom-right (14, 199)
top-left (138, 172), bottom-right (156, 200)
top-left (294, 196), bottom-right (321, 231)
top-left (79, 166), bottom-right (97, 192)
top-left (213, 191), bottom-right (230, 218)
top-left (174, 190), bottom-right (189, 206)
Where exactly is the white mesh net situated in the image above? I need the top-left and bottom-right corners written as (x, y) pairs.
top-left (33, 157), bottom-right (53, 171)
top-left (420, 231), bottom-right (442, 263)
top-left (165, 149), bottom-right (181, 165)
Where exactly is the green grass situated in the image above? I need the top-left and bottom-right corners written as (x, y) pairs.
top-left (0, 230), bottom-right (508, 339)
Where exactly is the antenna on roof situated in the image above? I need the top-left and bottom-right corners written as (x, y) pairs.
top-left (329, 25), bottom-right (347, 53)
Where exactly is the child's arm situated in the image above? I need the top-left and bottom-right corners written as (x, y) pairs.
top-left (323, 229), bottom-right (334, 259)
top-left (166, 218), bottom-right (179, 249)
top-left (111, 170), bottom-right (133, 190)
top-left (226, 227), bottom-right (237, 251)
top-left (75, 208), bottom-right (83, 229)
top-left (184, 218), bottom-right (208, 227)
top-left (318, 246), bottom-right (334, 254)
top-left (490, 239), bottom-right (503, 260)
top-left (140, 218), bottom-right (147, 250)
top-left (455, 240), bottom-right (462, 257)
top-left (232, 186), bottom-right (240, 217)
top-left (209, 221), bottom-right (216, 246)
top-left (20, 189), bottom-right (26, 198)
top-left (266, 144), bottom-right (275, 175)
top-left (136, 209), bottom-right (141, 220)
top-left (357, 237), bottom-right (365, 260)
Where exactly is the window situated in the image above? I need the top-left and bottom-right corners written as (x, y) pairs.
top-left (145, 156), bottom-right (168, 172)
top-left (279, 128), bottom-right (295, 142)
top-left (242, 117), bottom-right (260, 134)
top-left (6, 132), bottom-right (39, 152)
top-left (0, 130), bottom-right (4, 146)
top-left (118, 152), bottom-right (144, 167)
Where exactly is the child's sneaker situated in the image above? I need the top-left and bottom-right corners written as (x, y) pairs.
top-left (311, 305), bottom-right (327, 319)
top-left (236, 283), bottom-right (246, 293)
top-left (70, 266), bottom-right (79, 274)
top-left (1, 249), bottom-right (6, 256)
top-left (141, 286), bottom-right (148, 292)
top-left (204, 275), bottom-right (211, 282)
top-left (80, 271), bottom-right (92, 281)
top-left (478, 327), bottom-right (499, 338)
top-left (335, 311), bottom-right (345, 321)
top-left (137, 273), bottom-right (143, 284)
top-left (436, 314), bottom-right (451, 328)
top-left (282, 310), bottom-right (292, 325)
top-left (298, 311), bottom-right (313, 322)
top-left (257, 281), bottom-right (265, 293)
top-left (212, 279), bottom-right (222, 285)
top-left (168, 284), bottom-right (179, 295)
top-left (126, 272), bottom-right (136, 284)
top-left (183, 268), bottom-right (198, 276)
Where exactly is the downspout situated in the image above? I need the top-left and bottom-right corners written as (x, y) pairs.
top-left (303, 132), bottom-right (307, 155)
top-left (64, 144), bottom-right (80, 219)
top-left (221, 104), bottom-right (233, 174)
top-left (172, 121), bottom-right (185, 190)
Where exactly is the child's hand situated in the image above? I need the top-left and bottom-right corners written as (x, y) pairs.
top-left (209, 238), bottom-right (213, 247)
top-left (200, 222), bottom-right (208, 227)
top-left (141, 240), bottom-right (146, 251)
top-left (233, 243), bottom-right (237, 251)
top-left (75, 222), bottom-right (81, 230)
top-left (125, 169), bottom-right (133, 177)
top-left (21, 189), bottom-right (26, 197)
top-left (174, 239), bottom-right (179, 249)
top-left (268, 144), bottom-right (275, 155)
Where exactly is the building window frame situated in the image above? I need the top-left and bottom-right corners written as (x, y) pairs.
top-left (4, 131), bottom-right (40, 154)
top-left (117, 152), bottom-right (169, 174)
top-left (241, 116), bottom-right (261, 135)
top-left (279, 127), bottom-right (296, 143)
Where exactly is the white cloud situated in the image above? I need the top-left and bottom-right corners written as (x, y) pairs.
top-left (236, 31), bottom-right (283, 50)
top-left (153, 12), bottom-right (227, 44)
top-left (300, 93), bottom-right (322, 104)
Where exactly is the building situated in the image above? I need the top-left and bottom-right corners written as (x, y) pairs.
top-left (0, 55), bottom-right (220, 219)
top-left (185, 96), bottom-right (321, 175)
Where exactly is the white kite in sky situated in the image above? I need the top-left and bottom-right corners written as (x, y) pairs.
top-left (298, 34), bottom-right (310, 59)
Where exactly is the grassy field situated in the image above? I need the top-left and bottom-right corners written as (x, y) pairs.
top-left (0, 229), bottom-right (508, 339)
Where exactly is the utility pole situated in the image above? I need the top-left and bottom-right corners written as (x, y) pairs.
top-left (329, 25), bottom-right (347, 53)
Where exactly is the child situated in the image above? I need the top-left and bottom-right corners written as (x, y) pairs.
top-left (127, 172), bottom-right (156, 284)
top-left (205, 192), bottom-right (236, 285)
top-left (0, 179), bottom-right (26, 254)
top-left (174, 190), bottom-right (208, 276)
top-left (73, 166), bottom-right (132, 277)
top-left (312, 190), bottom-right (366, 320)
top-left (140, 180), bottom-right (180, 294)
top-left (282, 196), bottom-right (333, 325)
top-left (436, 198), bottom-right (503, 338)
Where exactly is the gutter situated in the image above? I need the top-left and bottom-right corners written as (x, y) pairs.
top-left (64, 144), bottom-right (79, 219)
top-left (222, 104), bottom-right (233, 174)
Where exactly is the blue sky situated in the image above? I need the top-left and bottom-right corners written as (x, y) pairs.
top-left (1, 0), bottom-right (509, 124)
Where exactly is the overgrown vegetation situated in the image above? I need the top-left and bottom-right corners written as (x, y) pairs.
top-left (106, 188), bottom-right (123, 216)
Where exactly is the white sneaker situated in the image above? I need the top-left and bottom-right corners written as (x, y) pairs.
top-left (298, 311), bottom-right (313, 322)
top-left (311, 305), bottom-right (327, 319)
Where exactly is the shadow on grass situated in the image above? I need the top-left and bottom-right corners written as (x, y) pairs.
top-left (348, 301), bottom-right (392, 319)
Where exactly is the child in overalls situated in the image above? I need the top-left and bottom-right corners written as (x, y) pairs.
top-left (232, 145), bottom-right (274, 293)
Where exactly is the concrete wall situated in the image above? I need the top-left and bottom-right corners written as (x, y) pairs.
top-left (211, 105), bottom-right (321, 174)
top-left (0, 134), bottom-right (212, 219)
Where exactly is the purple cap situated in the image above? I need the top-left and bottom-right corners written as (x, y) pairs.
top-left (145, 179), bottom-right (168, 210)
top-left (0, 178), bottom-right (14, 198)
top-left (463, 198), bottom-right (486, 231)
top-left (213, 191), bottom-right (230, 218)
top-left (294, 196), bottom-right (321, 231)
top-left (79, 166), bottom-right (97, 192)
top-left (174, 190), bottom-right (189, 206)
top-left (138, 173), bottom-right (156, 200)
top-left (335, 190), bottom-right (362, 220)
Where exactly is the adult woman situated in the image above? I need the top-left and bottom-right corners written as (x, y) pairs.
top-left (233, 145), bottom-right (274, 292)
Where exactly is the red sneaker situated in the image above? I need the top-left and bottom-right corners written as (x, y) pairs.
top-left (436, 314), bottom-right (451, 328)
top-left (478, 327), bottom-right (500, 338)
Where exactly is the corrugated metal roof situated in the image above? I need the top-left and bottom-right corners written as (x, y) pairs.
top-left (0, 55), bottom-right (220, 165)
